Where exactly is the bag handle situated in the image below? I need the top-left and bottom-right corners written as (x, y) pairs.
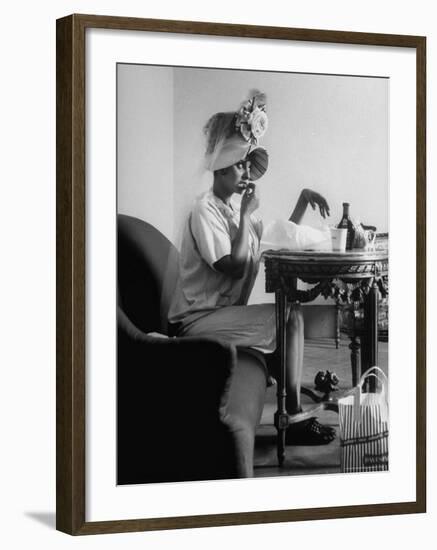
top-left (342, 366), bottom-right (388, 398)
top-left (359, 366), bottom-right (388, 389)
top-left (358, 373), bottom-right (387, 400)
top-left (354, 366), bottom-right (388, 424)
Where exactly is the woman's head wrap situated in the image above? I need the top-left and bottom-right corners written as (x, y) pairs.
top-left (204, 90), bottom-right (268, 172)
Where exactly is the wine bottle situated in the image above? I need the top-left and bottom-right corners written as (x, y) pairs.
top-left (337, 202), bottom-right (355, 250)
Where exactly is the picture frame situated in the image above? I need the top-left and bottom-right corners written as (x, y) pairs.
top-left (56, 13), bottom-right (426, 535)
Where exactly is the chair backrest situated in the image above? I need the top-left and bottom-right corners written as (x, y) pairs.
top-left (117, 214), bottom-right (179, 334)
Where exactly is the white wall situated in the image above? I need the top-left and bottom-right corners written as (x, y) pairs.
top-left (117, 64), bottom-right (174, 238)
top-left (173, 67), bottom-right (388, 234)
top-left (1, 1), bottom-right (434, 550)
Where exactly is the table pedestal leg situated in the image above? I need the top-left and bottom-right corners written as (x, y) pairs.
top-left (274, 288), bottom-right (289, 467)
top-left (349, 334), bottom-right (361, 387)
top-left (362, 281), bottom-right (379, 391)
top-left (335, 302), bottom-right (341, 349)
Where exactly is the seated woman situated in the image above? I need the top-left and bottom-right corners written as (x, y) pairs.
top-left (168, 91), bottom-right (334, 444)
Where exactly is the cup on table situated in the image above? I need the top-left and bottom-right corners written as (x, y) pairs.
top-left (330, 227), bottom-right (347, 252)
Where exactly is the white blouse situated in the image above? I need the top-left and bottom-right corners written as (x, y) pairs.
top-left (168, 189), bottom-right (263, 326)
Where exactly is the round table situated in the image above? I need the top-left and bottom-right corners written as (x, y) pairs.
top-left (263, 249), bottom-right (389, 466)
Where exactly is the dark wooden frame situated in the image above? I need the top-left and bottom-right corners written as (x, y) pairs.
top-left (56, 13), bottom-right (426, 535)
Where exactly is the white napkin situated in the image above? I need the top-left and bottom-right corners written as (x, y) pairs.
top-left (260, 219), bottom-right (332, 252)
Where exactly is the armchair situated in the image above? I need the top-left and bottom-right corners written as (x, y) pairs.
top-left (117, 214), bottom-right (268, 484)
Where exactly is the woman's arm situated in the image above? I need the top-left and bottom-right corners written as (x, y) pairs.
top-left (214, 184), bottom-right (259, 279)
top-left (289, 188), bottom-right (330, 224)
top-left (213, 216), bottom-right (250, 279)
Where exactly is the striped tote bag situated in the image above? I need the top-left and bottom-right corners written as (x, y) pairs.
top-left (338, 367), bottom-right (389, 473)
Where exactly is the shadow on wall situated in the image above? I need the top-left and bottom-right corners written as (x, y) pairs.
top-left (24, 511), bottom-right (56, 529)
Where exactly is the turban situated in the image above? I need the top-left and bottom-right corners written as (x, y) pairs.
top-left (204, 90), bottom-right (268, 173)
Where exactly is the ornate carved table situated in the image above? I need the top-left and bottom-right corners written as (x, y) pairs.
top-left (263, 249), bottom-right (389, 466)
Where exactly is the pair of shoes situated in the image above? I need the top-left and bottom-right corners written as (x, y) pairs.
top-left (285, 417), bottom-right (336, 446)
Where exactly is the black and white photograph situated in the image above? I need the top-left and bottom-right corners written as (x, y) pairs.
top-left (116, 63), bottom-right (390, 485)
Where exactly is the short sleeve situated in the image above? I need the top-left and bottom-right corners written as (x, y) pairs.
top-left (189, 202), bottom-right (232, 269)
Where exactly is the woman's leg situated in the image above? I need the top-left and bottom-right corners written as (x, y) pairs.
top-left (285, 303), bottom-right (304, 414)
top-left (284, 303), bottom-right (336, 443)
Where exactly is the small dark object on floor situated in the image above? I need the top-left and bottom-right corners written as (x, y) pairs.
top-left (314, 370), bottom-right (339, 394)
top-left (286, 417), bottom-right (336, 446)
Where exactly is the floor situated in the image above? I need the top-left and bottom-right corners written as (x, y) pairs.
top-left (253, 336), bottom-right (389, 478)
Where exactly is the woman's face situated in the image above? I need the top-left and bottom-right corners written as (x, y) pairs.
top-left (218, 160), bottom-right (251, 195)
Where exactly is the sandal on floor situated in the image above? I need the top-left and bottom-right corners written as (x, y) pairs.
top-left (286, 417), bottom-right (336, 446)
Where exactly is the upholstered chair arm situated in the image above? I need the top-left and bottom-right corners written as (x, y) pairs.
top-left (117, 307), bottom-right (236, 408)
top-left (117, 306), bottom-right (243, 482)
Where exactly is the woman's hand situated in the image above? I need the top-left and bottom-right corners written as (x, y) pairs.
top-left (302, 189), bottom-right (330, 219)
top-left (289, 188), bottom-right (330, 224)
top-left (240, 183), bottom-right (260, 218)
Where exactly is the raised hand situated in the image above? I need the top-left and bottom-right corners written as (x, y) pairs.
top-left (241, 183), bottom-right (260, 217)
top-left (302, 189), bottom-right (330, 219)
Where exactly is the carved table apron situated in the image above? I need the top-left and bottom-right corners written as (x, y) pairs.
top-left (263, 249), bottom-right (389, 466)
